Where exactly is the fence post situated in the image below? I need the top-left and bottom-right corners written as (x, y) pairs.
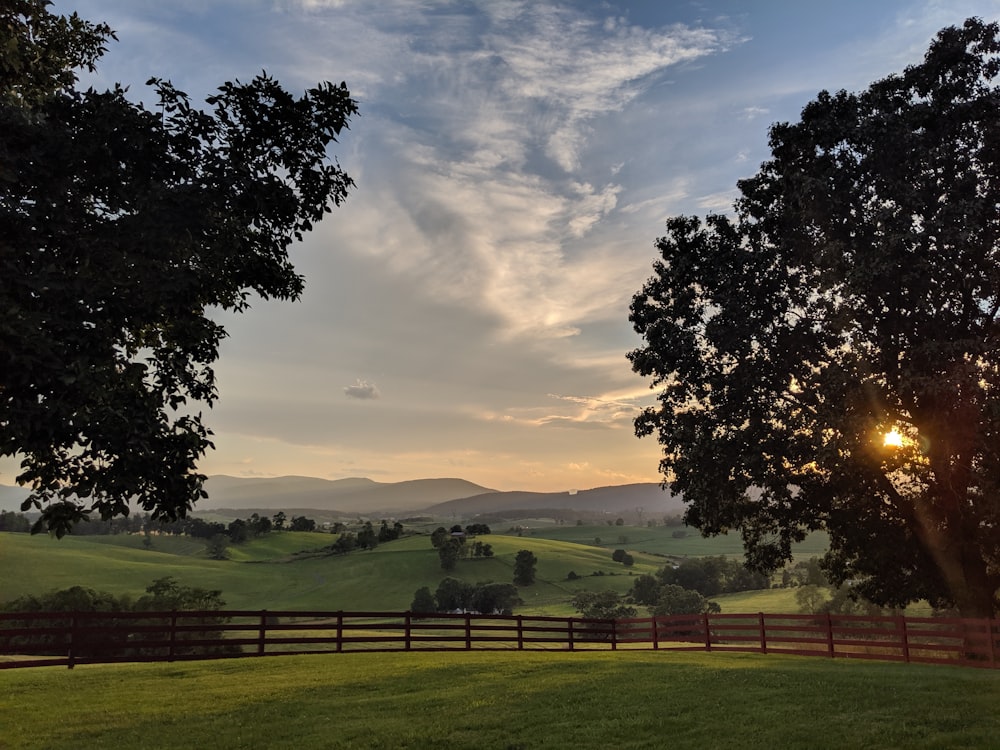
top-left (465, 613), bottom-right (472, 650)
top-left (336, 611), bottom-right (343, 653)
top-left (826, 612), bottom-right (835, 658)
top-left (169, 611), bottom-right (178, 662)
top-left (897, 614), bottom-right (909, 663)
top-left (568, 618), bottom-right (575, 651)
top-left (67, 614), bottom-right (77, 670)
top-left (758, 613), bottom-right (767, 654)
top-left (703, 612), bottom-right (712, 652)
top-left (257, 611), bottom-right (267, 656)
top-left (405, 612), bottom-right (411, 651)
top-left (652, 616), bottom-right (659, 651)
top-left (990, 619), bottom-right (997, 669)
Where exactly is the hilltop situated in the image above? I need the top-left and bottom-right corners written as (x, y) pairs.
top-left (0, 475), bottom-right (681, 519)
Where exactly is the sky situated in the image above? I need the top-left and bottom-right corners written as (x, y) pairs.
top-left (10, 0), bottom-right (1000, 493)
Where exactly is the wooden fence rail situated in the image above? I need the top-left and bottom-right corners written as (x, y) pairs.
top-left (1, 610), bottom-right (997, 670)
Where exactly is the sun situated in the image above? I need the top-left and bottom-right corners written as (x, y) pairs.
top-left (883, 428), bottom-right (904, 448)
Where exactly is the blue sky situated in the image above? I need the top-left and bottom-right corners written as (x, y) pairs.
top-left (12, 0), bottom-right (1000, 493)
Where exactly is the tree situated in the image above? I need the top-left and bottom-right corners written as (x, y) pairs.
top-left (513, 549), bottom-right (537, 586)
top-left (205, 533), bottom-right (229, 561)
top-left (226, 519), bottom-right (248, 544)
top-left (1, 1), bottom-right (358, 536)
top-left (430, 527), bottom-right (450, 548)
top-left (629, 19), bottom-right (1000, 618)
top-left (471, 583), bottom-right (521, 615)
top-left (572, 590), bottom-right (636, 620)
top-left (272, 512), bottom-right (286, 531)
top-left (410, 586), bottom-right (436, 614)
top-left (434, 577), bottom-right (474, 612)
top-left (651, 585), bottom-right (718, 617)
top-left (289, 516), bottom-right (316, 532)
top-left (438, 538), bottom-right (463, 571)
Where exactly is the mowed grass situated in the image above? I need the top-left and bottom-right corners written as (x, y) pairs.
top-left (518, 522), bottom-right (830, 559)
top-left (3, 651), bottom-right (999, 749)
top-left (0, 531), bottom-right (663, 614)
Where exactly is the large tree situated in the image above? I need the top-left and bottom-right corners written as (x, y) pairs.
top-left (1, 1), bottom-right (357, 534)
top-left (629, 18), bottom-right (1000, 618)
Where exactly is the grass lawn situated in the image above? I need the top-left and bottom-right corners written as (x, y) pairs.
top-left (2, 651), bottom-right (998, 749)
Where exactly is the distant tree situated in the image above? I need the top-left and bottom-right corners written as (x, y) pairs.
top-left (185, 517), bottom-right (226, 540)
top-left (205, 533), bottom-right (230, 560)
top-left (410, 586), bottom-right (436, 614)
top-left (464, 523), bottom-right (491, 535)
top-left (572, 591), bottom-right (636, 620)
top-left (357, 521), bottom-right (377, 550)
top-left (438, 538), bottom-right (463, 571)
top-left (795, 585), bottom-right (829, 615)
top-left (629, 574), bottom-right (661, 606)
top-left (611, 549), bottom-right (627, 563)
top-left (651, 584), bottom-right (718, 616)
top-left (430, 527), bottom-right (450, 548)
top-left (621, 554), bottom-right (635, 568)
top-left (2, 2), bottom-right (358, 536)
top-left (435, 577), bottom-right (475, 612)
top-left (330, 532), bottom-right (358, 555)
top-left (272, 512), bottom-right (286, 531)
top-left (471, 541), bottom-right (494, 559)
top-left (513, 550), bottom-right (537, 586)
top-left (247, 513), bottom-right (272, 537)
top-left (629, 18), bottom-right (1000, 619)
top-left (0, 510), bottom-right (31, 532)
top-left (471, 583), bottom-right (521, 615)
top-left (134, 576), bottom-right (226, 611)
top-left (227, 519), bottom-right (248, 544)
top-left (615, 518), bottom-right (625, 527)
top-left (289, 516), bottom-right (316, 532)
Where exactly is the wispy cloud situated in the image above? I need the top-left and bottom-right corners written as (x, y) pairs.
top-left (344, 380), bottom-right (380, 399)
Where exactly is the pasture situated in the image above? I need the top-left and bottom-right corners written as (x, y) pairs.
top-left (0, 531), bottom-right (668, 614)
top-left (3, 650), bottom-right (999, 749)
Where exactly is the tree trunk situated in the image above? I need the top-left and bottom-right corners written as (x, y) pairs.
top-left (911, 495), bottom-right (996, 619)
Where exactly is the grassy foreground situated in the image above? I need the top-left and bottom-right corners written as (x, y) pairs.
top-left (3, 651), bottom-right (999, 749)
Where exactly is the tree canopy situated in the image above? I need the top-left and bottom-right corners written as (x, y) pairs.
top-left (1, 1), bottom-right (357, 534)
top-left (629, 18), bottom-right (1000, 618)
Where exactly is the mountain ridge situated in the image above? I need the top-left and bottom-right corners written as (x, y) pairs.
top-left (0, 475), bottom-right (679, 517)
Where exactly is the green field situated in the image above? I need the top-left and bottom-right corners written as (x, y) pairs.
top-left (515, 522), bottom-right (829, 558)
top-left (0, 530), bottom-right (675, 614)
top-left (3, 651), bottom-right (998, 749)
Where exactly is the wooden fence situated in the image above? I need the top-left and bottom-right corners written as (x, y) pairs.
top-left (1, 610), bottom-right (997, 670)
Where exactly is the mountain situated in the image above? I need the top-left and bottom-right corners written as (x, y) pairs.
top-left (196, 475), bottom-right (498, 513)
top-left (0, 476), bottom-right (682, 518)
top-left (425, 483), bottom-right (684, 517)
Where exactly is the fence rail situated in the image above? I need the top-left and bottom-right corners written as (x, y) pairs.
top-left (1, 609), bottom-right (997, 670)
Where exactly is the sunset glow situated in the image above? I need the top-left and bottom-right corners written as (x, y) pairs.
top-left (883, 428), bottom-right (904, 448)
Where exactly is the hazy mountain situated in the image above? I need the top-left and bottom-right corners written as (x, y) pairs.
top-left (425, 483), bottom-right (685, 517)
top-left (0, 476), bottom-right (683, 518)
top-left (196, 475), bottom-right (498, 513)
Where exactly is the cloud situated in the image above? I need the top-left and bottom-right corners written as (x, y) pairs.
top-left (344, 380), bottom-right (380, 399)
top-left (740, 105), bottom-right (770, 121)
